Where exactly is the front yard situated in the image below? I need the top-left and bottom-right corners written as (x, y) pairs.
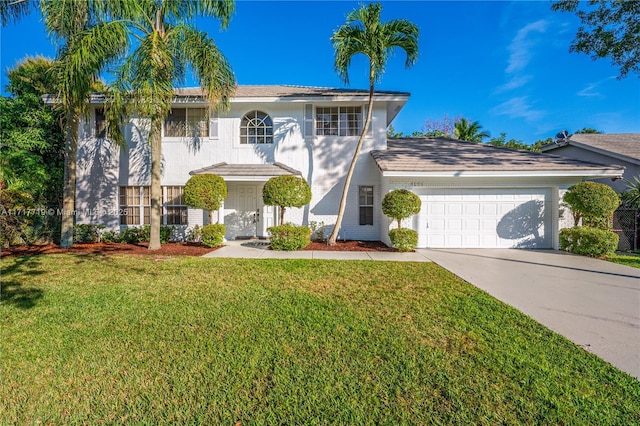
top-left (2, 254), bottom-right (638, 424)
top-left (608, 253), bottom-right (640, 268)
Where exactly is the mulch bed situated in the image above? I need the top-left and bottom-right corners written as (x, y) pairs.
top-left (1, 240), bottom-right (395, 259)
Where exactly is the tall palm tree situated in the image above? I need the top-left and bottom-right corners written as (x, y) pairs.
top-left (102, 0), bottom-right (236, 250)
top-left (327, 2), bottom-right (418, 245)
top-left (453, 118), bottom-right (489, 142)
top-left (41, 1), bottom-right (128, 248)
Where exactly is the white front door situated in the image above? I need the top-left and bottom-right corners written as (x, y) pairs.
top-left (237, 186), bottom-right (259, 238)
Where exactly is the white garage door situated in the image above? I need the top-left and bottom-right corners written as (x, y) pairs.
top-left (417, 188), bottom-right (552, 248)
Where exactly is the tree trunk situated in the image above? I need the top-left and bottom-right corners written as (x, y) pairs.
top-left (148, 117), bottom-right (162, 250)
top-left (327, 73), bottom-right (375, 245)
top-left (59, 111), bottom-right (78, 248)
top-left (280, 206), bottom-right (285, 225)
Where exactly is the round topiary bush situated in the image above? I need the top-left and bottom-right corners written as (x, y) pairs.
top-left (559, 226), bottom-right (619, 257)
top-left (382, 189), bottom-right (421, 228)
top-left (263, 175), bottom-right (311, 224)
top-left (201, 223), bottom-right (226, 248)
top-left (563, 182), bottom-right (620, 229)
top-left (389, 228), bottom-right (418, 252)
top-left (184, 174), bottom-right (227, 223)
top-left (268, 223), bottom-right (311, 251)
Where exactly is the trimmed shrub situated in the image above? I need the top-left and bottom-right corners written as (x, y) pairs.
top-left (98, 225), bottom-right (176, 244)
top-left (309, 221), bottom-right (326, 242)
top-left (100, 230), bottom-right (120, 243)
top-left (201, 224), bottom-right (225, 248)
top-left (382, 189), bottom-right (421, 228)
top-left (186, 225), bottom-right (202, 243)
top-left (73, 224), bottom-right (105, 243)
top-left (268, 223), bottom-right (311, 251)
top-left (263, 176), bottom-right (312, 224)
top-left (559, 227), bottom-right (619, 257)
top-left (389, 228), bottom-right (418, 252)
top-left (563, 182), bottom-right (620, 229)
top-left (184, 174), bottom-right (227, 223)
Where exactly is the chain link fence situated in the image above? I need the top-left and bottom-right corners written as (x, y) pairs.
top-left (612, 208), bottom-right (639, 252)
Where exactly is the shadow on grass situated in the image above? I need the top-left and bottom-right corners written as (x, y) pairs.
top-left (1, 255), bottom-right (45, 309)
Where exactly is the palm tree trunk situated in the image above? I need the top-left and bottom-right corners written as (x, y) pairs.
top-left (327, 72), bottom-right (375, 245)
top-left (148, 117), bottom-right (162, 250)
top-left (60, 110), bottom-right (78, 248)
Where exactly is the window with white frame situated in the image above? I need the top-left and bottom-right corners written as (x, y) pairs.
top-left (316, 106), bottom-right (362, 136)
top-left (164, 108), bottom-right (209, 138)
top-left (240, 110), bottom-right (273, 144)
top-left (119, 186), bottom-right (150, 225)
top-left (165, 186), bottom-right (187, 225)
top-left (359, 186), bottom-right (374, 225)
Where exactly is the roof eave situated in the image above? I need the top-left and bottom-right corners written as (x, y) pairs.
top-left (541, 140), bottom-right (640, 165)
top-left (378, 168), bottom-right (625, 178)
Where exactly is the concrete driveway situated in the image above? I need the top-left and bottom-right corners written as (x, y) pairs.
top-left (419, 249), bottom-right (640, 380)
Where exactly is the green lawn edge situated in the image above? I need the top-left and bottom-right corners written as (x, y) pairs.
top-left (2, 254), bottom-right (639, 424)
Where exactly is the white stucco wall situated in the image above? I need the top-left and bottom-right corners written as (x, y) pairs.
top-left (75, 99), bottom-right (390, 241)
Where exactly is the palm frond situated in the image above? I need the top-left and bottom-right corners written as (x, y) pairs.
top-left (331, 2), bottom-right (419, 85)
top-left (0, 0), bottom-right (34, 26)
top-left (53, 20), bottom-right (129, 114)
top-left (170, 25), bottom-right (236, 111)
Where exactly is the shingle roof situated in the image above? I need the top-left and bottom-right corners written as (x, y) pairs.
top-left (541, 133), bottom-right (640, 163)
top-left (189, 162), bottom-right (301, 177)
top-left (174, 85), bottom-right (410, 99)
top-left (371, 138), bottom-right (625, 174)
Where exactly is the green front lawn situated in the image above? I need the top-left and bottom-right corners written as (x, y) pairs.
top-left (608, 253), bottom-right (640, 268)
top-left (2, 255), bottom-right (638, 424)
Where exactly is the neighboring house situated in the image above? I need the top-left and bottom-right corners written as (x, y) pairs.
top-left (74, 85), bottom-right (623, 249)
top-left (540, 133), bottom-right (639, 193)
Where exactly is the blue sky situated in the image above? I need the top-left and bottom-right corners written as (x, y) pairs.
top-left (1, 1), bottom-right (639, 144)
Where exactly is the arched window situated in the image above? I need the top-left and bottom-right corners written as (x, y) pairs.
top-left (240, 110), bottom-right (273, 144)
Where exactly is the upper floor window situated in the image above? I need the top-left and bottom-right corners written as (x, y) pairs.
top-left (316, 106), bottom-right (362, 136)
top-left (240, 110), bottom-right (273, 144)
top-left (95, 108), bottom-right (106, 138)
top-left (164, 108), bottom-right (209, 138)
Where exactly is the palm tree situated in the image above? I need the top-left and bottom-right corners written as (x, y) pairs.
top-left (99, 0), bottom-right (237, 250)
top-left (39, 1), bottom-right (128, 247)
top-left (0, 0), bottom-right (33, 26)
top-left (453, 118), bottom-right (489, 142)
top-left (327, 2), bottom-right (418, 245)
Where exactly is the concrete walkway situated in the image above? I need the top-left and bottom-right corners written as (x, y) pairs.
top-left (420, 249), bottom-right (640, 380)
top-left (202, 239), bottom-right (431, 262)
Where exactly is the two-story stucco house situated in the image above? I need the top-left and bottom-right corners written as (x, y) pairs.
top-left (75, 85), bottom-right (624, 249)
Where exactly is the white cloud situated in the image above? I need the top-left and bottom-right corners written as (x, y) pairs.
top-left (495, 75), bottom-right (532, 93)
top-left (490, 96), bottom-right (545, 122)
top-left (506, 20), bottom-right (548, 74)
top-left (577, 77), bottom-right (616, 97)
top-left (577, 83), bottom-right (601, 97)
top-left (493, 20), bottom-right (548, 96)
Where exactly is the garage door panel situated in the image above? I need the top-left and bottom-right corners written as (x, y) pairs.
top-left (448, 203), bottom-right (463, 215)
top-left (464, 204), bottom-right (480, 215)
top-left (421, 189), bottom-right (552, 249)
top-left (482, 204), bottom-right (497, 215)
